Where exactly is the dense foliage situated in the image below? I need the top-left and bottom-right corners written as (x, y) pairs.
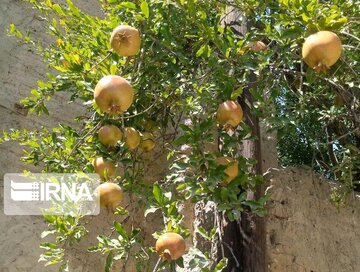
top-left (3, 0), bottom-right (359, 271)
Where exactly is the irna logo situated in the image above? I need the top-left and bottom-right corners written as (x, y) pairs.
top-left (4, 173), bottom-right (100, 216)
top-left (10, 181), bottom-right (94, 202)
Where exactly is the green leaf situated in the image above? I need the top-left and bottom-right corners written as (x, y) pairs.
top-left (105, 252), bottom-right (113, 272)
top-left (97, 235), bottom-right (110, 246)
top-left (172, 134), bottom-right (190, 146)
top-left (110, 64), bottom-right (117, 75)
top-left (196, 44), bottom-right (210, 57)
top-left (52, 4), bottom-right (65, 16)
top-left (130, 228), bottom-right (141, 239)
top-left (8, 23), bottom-right (23, 38)
top-left (66, 0), bottom-right (80, 16)
top-left (114, 222), bottom-right (128, 240)
top-left (43, 214), bottom-right (56, 223)
top-left (231, 87), bottom-right (243, 100)
top-left (120, 2), bottom-right (137, 9)
top-left (197, 226), bottom-right (211, 240)
top-left (31, 89), bottom-right (41, 97)
top-left (176, 257), bottom-right (184, 268)
top-left (214, 258), bottom-right (228, 272)
top-left (40, 242), bottom-right (58, 250)
top-left (140, 1), bottom-right (149, 18)
top-left (134, 14), bottom-right (145, 21)
top-left (87, 246), bottom-right (101, 252)
top-left (45, 259), bottom-right (60, 267)
top-left (153, 183), bottom-right (163, 204)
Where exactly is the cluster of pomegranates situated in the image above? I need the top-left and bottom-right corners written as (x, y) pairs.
top-left (89, 25), bottom-right (189, 262)
top-left (91, 25), bottom-right (342, 263)
top-left (92, 25), bottom-right (157, 211)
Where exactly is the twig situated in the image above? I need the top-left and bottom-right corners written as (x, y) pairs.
top-left (299, 60), bottom-right (304, 93)
top-left (326, 127), bottom-right (359, 145)
top-left (325, 126), bottom-right (338, 165)
top-left (121, 251), bottom-right (130, 272)
top-left (65, 120), bottom-right (103, 163)
top-left (84, 52), bottom-right (112, 76)
top-left (152, 257), bottom-right (162, 272)
top-left (221, 241), bottom-right (240, 268)
top-left (340, 31), bottom-right (360, 43)
top-left (123, 103), bottom-right (156, 119)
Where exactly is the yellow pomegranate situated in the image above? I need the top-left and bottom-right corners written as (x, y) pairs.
top-left (94, 75), bottom-right (134, 115)
top-left (140, 132), bottom-right (155, 152)
top-left (155, 232), bottom-right (186, 260)
top-left (216, 156), bottom-right (239, 185)
top-left (217, 100), bottom-right (243, 130)
top-left (249, 41), bottom-right (267, 52)
top-left (98, 125), bottom-right (122, 147)
top-left (95, 182), bottom-right (123, 210)
top-left (92, 157), bottom-right (116, 180)
top-left (110, 25), bottom-right (141, 56)
top-left (124, 127), bottom-right (140, 150)
top-left (302, 31), bottom-right (342, 72)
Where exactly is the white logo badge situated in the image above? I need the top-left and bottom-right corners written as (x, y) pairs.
top-left (4, 173), bottom-right (100, 215)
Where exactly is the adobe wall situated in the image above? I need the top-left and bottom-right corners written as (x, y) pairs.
top-left (265, 167), bottom-right (359, 272)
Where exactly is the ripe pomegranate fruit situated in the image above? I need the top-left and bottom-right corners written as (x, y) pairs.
top-left (216, 156), bottom-right (239, 185)
top-left (217, 100), bottom-right (243, 130)
top-left (94, 75), bottom-right (134, 115)
top-left (110, 25), bottom-right (141, 56)
top-left (140, 132), bottom-right (155, 152)
top-left (92, 157), bottom-right (116, 180)
top-left (155, 232), bottom-right (186, 260)
top-left (98, 125), bottom-right (122, 147)
top-left (302, 31), bottom-right (342, 72)
top-left (124, 127), bottom-right (140, 150)
top-left (249, 41), bottom-right (267, 52)
top-left (96, 182), bottom-right (123, 210)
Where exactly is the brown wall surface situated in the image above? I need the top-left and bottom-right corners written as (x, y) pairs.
top-left (0, 1), bottom-right (109, 271)
top-left (266, 166), bottom-right (360, 272)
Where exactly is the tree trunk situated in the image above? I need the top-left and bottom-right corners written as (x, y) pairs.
top-left (217, 7), bottom-right (267, 272)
